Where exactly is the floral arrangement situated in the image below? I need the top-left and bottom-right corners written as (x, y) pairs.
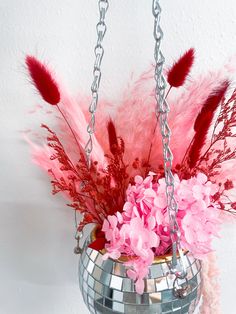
top-left (25, 48), bottom-right (236, 296)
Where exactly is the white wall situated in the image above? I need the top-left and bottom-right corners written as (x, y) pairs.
top-left (1, 1), bottom-right (236, 313)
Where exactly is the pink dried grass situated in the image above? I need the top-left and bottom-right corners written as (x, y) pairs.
top-left (27, 59), bottom-right (236, 184)
top-left (114, 65), bottom-right (234, 172)
top-left (200, 253), bottom-right (221, 314)
top-left (58, 91), bottom-right (106, 167)
top-left (26, 55), bottom-right (236, 227)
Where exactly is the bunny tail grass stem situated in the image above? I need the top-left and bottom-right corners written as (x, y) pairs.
top-left (165, 86), bottom-right (172, 99)
top-left (56, 104), bottom-right (82, 154)
top-left (180, 137), bottom-right (195, 166)
top-left (145, 121), bottom-right (158, 175)
top-left (145, 86), bottom-right (172, 174)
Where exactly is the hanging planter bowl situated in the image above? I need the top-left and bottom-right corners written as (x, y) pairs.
top-left (78, 229), bottom-right (202, 314)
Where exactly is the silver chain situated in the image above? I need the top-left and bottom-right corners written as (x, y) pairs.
top-left (85, 0), bottom-right (109, 167)
top-left (152, 0), bottom-right (187, 279)
top-left (74, 0), bottom-right (109, 254)
top-left (77, 0), bottom-right (187, 283)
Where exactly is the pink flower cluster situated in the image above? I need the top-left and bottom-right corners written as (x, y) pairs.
top-left (102, 172), bottom-right (221, 294)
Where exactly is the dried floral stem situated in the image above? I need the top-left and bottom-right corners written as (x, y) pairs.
top-left (145, 120), bottom-right (158, 172)
top-left (196, 139), bottom-right (218, 167)
top-left (165, 86), bottom-right (172, 99)
top-left (145, 86), bottom-right (172, 174)
top-left (42, 124), bottom-right (79, 176)
top-left (180, 137), bottom-right (194, 166)
top-left (56, 104), bottom-right (82, 153)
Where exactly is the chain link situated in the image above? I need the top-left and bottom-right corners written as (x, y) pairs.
top-left (77, 1), bottom-right (187, 279)
top-left (152, 0), bottom-right (187, 279)
top-left (74, 0), bottom-right (109, 254)
top-left (74, 205), bottom-right (83, 254)
top-left (85, 0), bottom-right (109, 168)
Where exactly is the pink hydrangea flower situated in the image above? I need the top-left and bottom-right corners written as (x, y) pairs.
top-left (102, 172), bottom-right (221, 294)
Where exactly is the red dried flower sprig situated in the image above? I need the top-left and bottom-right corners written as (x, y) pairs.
top-left (41, 124), bottom-right (102, 224)
top-left (197, 85), bottom-right (236, 179)
top-left (42, 120), bottom-right (129, 232)
top-left (177, 83), bottom-right (236, 213)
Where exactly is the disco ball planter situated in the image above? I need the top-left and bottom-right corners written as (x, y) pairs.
top-left (78, 230), bottom-right (202, 314)
top-left (24, 0), bottom-right (236, 313)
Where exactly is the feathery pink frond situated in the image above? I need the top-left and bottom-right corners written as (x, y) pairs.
top-left (200, 253), bottom-right (221, 314)
top-left (59, 92), bottom-right (106, 167)
top-left (114, 65), bottom-right (232, 174)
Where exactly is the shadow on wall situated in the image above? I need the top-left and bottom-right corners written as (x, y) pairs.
top-left (0, 198), bottom-right (77, 285)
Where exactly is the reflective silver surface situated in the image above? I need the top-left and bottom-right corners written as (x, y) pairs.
top-left (78, 236), bottom-right (202, 314)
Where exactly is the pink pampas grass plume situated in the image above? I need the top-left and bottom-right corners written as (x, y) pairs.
top-left (114, 65), bottom-right (233, 173)
top-left (200, 252), bottom-right (221, 314)
top-left (59, 92), bottom-right (106, 167)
